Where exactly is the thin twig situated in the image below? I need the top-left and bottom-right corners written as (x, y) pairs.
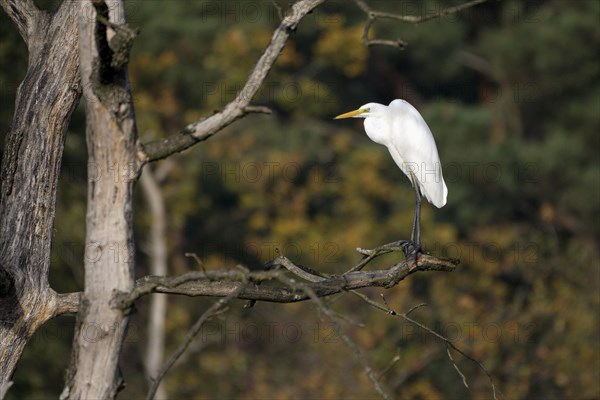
top-left (389, 347), bottom-right (442, 390)
top-left (266, 255), bottom-right (330, 282)
top-left (242, 105), bottom-right (272, 114)
top-left (348, 240), bottom-right (412, 273)
top-left (145, 282), bottom-right (249, 400)
top-left (184, 252), bottom-right (206, 273)
top-left (271, 0), bottom-right (283, 20)
top-left (377, 349), bottom-right (401, 381)
top-left (333, 308), bottom-right (366, 328)
top-left (361, 0), bottom-right (488, 23)
top-left (399, 313), bottom-right (497, 400)
top-left (350, 291), bottom-right (498, 400)
top-left (354, 0), bottom-right (489, 49)
top-left (446, 344), bottom-right (469, 389)
top-left (405, 302), bottom-right (428, 316)
top-left (277, 275), bottom-right (392, 400)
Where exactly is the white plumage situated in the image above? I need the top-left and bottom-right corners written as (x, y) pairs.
top-left (335, 99), bottom-right (447, 248)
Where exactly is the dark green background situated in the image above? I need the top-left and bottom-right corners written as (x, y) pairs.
top-left (1, 0), bottom-right (598, 398)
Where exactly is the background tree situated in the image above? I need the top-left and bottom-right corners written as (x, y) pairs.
top-left (0, 0), bottom-right (598, 399)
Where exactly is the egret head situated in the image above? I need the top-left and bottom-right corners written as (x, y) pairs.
top-left (334, 103), bottom-right (386, 120)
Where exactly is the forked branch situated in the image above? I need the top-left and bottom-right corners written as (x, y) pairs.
top-left (278, 274), bottom-right (393, 399)
top-left (145, 282), bottom-right (249, 400)
top-left (354, 0), bottom-right (489, 48)
top-left (111, 248), bottom-right (457, 310)
top-left (138, 0), bottom-right (325, 163)
top-left (0, 0), bottom-right (39, 43)
top-left (138, 246), bottom-right (456, 400)
top-left (351, 291), bottom-right (499, 399)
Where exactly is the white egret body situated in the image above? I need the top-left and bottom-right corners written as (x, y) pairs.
top-left (335, 99), bottom-right (447, 248)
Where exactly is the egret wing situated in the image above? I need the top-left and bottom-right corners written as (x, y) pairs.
top-left (387, 100), bottom-right (447, 208)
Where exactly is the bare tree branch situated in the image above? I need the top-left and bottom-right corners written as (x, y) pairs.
top-left (351, 291), bottom-right (499, 400)
top-left (54, 292), bottom-right (81, 317)
top-left (446, 344), bottom-right (469, 389)
top-left (0, 0), bottom-right (502, 397)
top-left (351, 240), bottom-right (414, 272)
top-left (0, 0), bottom-right (39, 43)
top-left (138, 0), bottom-right (325, 164)
top-left (0, 381), bottom-right (13, 400)
top-left (277, 274), bottom-right (392, 399)
top-left (145, 281), bottom-right (249, 400)
top-left (388, 346), bottom-right (442, 390)
top-left (377, 349), bottom-right (401, 381)
top-left (111, 250), bottom-right (457, 309)
top-left (0, 0), bottom-right (80, 386)
top-left (354, 0), bottom-right (489, 48)
top-left (266, 255), bottom-right (331, 282)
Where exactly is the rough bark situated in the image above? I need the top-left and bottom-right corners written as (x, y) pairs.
top-left (112, 252), bottom-right (457, 308)
top-left (0, 0), bottom-right (81, 389)
top-left (0, 0), bottom-right (325, 395)
top-left (62, 1), bottom-right (140, 397)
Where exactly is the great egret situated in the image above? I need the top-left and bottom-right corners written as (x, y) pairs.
top-left (335, 99), bottom-right (447, 252)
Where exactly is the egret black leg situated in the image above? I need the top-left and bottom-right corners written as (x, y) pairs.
top-left (410, 175), bottom-right (422, 249)
top-left (402, 174), bottom-right (421, 260)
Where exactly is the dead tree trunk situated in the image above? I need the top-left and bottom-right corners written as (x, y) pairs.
top-left (62, 1), bottom-right (140, 397)
top-left (0, 1), bottom-right (326, 395)
top-left (0, 1), bottom-right (80, 391)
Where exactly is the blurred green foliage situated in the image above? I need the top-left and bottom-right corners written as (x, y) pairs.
top-left (1, 0), bottom-right (598, 399)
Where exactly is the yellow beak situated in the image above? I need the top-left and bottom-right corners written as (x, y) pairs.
top-left (334, 108), bottom-right (365, 119)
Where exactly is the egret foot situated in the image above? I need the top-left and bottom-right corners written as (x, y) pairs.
top-left (401, 240), bottom-right (421, 267)
top-left (401, 240), bottom-right (419, 257)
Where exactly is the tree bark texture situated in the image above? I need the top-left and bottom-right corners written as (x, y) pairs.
top-left (0, 1), bottom-right (80, 390)
top-left (0, 0), bottom-right (326, 395)
top-left (63, 1), bottom-right (139, 397)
